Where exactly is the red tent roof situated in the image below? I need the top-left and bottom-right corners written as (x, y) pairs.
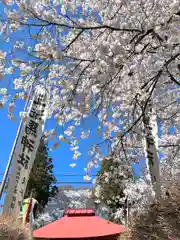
top-left (33, 208), bottom-right (125, 239)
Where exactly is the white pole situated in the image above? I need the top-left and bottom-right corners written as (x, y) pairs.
top-left (126, 197), bottom-right (129, 227)
top-left (0, 85), bottom-right (34, 199)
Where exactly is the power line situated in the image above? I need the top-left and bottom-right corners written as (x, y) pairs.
top-left (0, 181), bottom-right (93, 184)
top-left (56, 182), bottom-right (93, 184)
top-left (0, 174), bottom-right (97, 177)
top-left (54, 174), bottom-right (96, 177)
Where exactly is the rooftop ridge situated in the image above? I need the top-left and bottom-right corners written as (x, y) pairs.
top-left (65, 208), bottom-right (96, 217)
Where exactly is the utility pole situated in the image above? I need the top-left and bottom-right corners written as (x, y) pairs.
top-left (0, 85), bottom-right (34, 199)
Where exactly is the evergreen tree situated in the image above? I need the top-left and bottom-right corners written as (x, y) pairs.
top-left (25, 138), bottom-right (58, 212)
top-left (93, 154), bottom-right (132, 223)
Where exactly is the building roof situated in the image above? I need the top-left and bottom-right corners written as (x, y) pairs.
top-left (33, 208), bottom-right (125, 239)
top-left (65, 208), bottom-right (96, 216)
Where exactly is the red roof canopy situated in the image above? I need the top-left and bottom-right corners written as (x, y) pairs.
top-left (33, 209), bottom-right (125, 239)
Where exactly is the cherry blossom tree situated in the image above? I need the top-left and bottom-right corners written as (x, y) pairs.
top-left (33, 187), bottom-right (94, 229)
top-left (0, 0), bottom-right (179, 197)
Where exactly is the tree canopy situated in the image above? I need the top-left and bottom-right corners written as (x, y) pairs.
top-left (0, 0), bottom-right (179, 203)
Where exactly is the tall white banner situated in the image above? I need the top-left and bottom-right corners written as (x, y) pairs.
top-left (3, 87), bottom-right (47, 216)
top-left (143, 103), bottom-right (161, 198)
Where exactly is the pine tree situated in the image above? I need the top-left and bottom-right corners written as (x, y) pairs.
top-left (25, 138), bottom-right (58, 212)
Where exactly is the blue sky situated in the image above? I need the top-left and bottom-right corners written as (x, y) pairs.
top-left (0, 4), bottom-right (103, 212)
top-left (0, 4), bottom-right (100, 181)
top-left (0, 102), bottom-right (101, 186)
top-left (0, 2), bottom-right (145, 211)
top-left (0, 96), bottom-right (105, 211)
top-left (0, 2), bottom-right (156, 214)
top-left (0, 1), bottom-right (173, 198)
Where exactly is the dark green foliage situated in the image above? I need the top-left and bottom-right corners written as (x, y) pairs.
top-left (96, 158), bottom-right (126, 209)
top-left (25, 138), bottom-right (58, 212)
top-left (93, 155), bottom-right (132, 223)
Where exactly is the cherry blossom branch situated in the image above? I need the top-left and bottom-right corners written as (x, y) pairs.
top-left (158, 112), bottom-right (179, 121)
top-left (67, 62), bottom-right (93, 105)
top-left (120, 140), bottom-right (129, 164)
top-left (63, 29), bottom-right (84, 52)
top-left (157, 100), bottom-right (178, 112)
top-left (124, 144), bottom-right (180, 149)
top-left (8, 12), bottom-right (141, 33)
top-left (166, 67), bottom-right (180, 86)
top-left (141, 52), bottom-right (180, 91)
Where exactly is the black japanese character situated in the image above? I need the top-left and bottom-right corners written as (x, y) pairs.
top-left (10, 202), bottom-right (15, 209)
top-left (149, 107), bottom-right (153, 113)
top-left (33, 94), bottom-right (46, 107)
top-left (14, 186), bottom-right (17, 194)
top-left (22, 177), bottom-right (26, 184)
top-left (153, 175), bottom-right (156, 182)
top-left (21, 135), bottom-right (35, 152)
top-left (147, 125), bottom-right (153, 132)
top-left (144, 117), bottom-right (150, 125)
top-left (17, 153), bottom-right (30, 169)
top-left (19, 189), bottom-right (24, 197)
top-left (25, 120), bottom-right (38, 137)
top-left (17, 166), bottom-right (21, 172)
top-left (30, 108), bottom-right (42, 121)
top-left (12, 196), bottom-right (16, 202)
top-left (16, 173), bottom-right (20, 177)
top-left (147, 150), bottom-right (154, 166)
top-left (16, 176), bottom-right (20, 183)
top-left (146, 136), bottom-right (154, 147)
top-left (147, 149), bottom-right (153, 156)
top-left (16, 170), bottom-right (20, 182)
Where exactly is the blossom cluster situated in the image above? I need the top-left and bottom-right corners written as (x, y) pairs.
top-left (0, 0), bottom-right (179, 213)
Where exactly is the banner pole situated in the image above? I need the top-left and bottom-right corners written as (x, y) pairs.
top-left (0, 85), bottom-right (34, 200)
